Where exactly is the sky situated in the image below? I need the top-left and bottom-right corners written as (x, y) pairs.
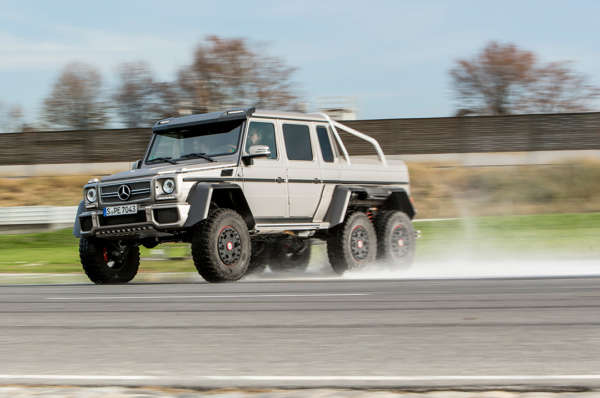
top-left (1, 0), bottom-right (599, 125)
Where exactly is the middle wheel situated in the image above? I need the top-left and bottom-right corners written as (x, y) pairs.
top-left (191, 208), bottom-right (250, 282)
top-left (327, 212), bottom-right (377, 275)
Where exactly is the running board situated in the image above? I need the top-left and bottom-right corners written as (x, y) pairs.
top-left (254, 222), bottom-right (330, 233)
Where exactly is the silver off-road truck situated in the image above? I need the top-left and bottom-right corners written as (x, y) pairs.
top-left (74, 108), bottom-right (416, 283)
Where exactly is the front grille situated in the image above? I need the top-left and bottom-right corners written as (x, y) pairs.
top-left (98, 211), bottom-right (147, 226)
top-left (100, 181), bottom-right (152, 204)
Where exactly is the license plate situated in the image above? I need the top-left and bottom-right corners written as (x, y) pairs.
top-left (103, 204), bottom-right (138, 217)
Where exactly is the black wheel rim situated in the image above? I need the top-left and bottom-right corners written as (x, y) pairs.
top-left (217, 225), bottom-right (242, 266)
top-left (350, 225), bottom-right (370, 261)
top-left (391, 224), bottom-right (410, 257)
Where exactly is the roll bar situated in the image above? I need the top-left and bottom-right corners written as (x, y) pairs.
top-left (319, 113), bottom-right (388, 167)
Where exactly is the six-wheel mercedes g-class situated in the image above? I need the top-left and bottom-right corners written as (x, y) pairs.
top-left (74, 108), bottom-right (416, 283)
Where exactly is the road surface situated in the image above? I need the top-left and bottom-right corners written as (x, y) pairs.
top-left (0, 276), bottom-right (599, 389)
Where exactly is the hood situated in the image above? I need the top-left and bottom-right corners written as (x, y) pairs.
top-left (100, 161), bottom-right (236, 183)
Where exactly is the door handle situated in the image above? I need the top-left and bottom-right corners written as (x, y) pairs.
top-left (276, 177), bottom-right (285, 183)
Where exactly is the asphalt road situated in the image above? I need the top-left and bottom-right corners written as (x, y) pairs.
top-left (0, 276), bottom-right (599, 389)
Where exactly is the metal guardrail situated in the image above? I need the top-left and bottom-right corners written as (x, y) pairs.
top-left (0, 206), bottom-right (77, 226)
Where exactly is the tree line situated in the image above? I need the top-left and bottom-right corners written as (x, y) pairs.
top-left (38, 35), bottom-right (303, 131)
top-left (2, 38), bottom-right (599, 133)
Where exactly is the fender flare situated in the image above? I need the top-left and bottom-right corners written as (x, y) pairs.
top-left (324, 186), bottom-right (415, 228)
top-left (73, 200), bottom-right (85, 238)
top-left (324, 186), bottom-right (365, 227)
top-left (184, 182), bottom-right (254, 228)
top-left (384, 188), bottom-right (416, 219)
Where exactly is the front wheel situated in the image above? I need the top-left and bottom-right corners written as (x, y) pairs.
top-left (327, 212), bottom-right (377, 275)
top-left (79, 238), bottom-right (140, 284)
top-left (191, 208), bottom-right (251, 282)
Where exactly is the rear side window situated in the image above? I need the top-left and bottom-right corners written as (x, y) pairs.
top-left (316, 126), bottom-right (334, 163)
top-left (283, 124), bottom-right (313, 161)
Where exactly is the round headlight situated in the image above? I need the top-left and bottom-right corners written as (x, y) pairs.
top-left (86, 188), bottom-right (97, 203)
top-left (162, 179), bottom-right (175, 194)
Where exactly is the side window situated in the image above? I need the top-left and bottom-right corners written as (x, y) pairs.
top-left (283, 124), bottom-right (313, 161)
top-left (329, 127), bottom-right (342, 158)
top-left (246, 122), bottom-right (277, 159)
top-left (316, 126), bottom-right (334, 163)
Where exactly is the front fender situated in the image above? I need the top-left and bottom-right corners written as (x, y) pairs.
top-left (184, 182), bottom-right (253, 228)
top-left (73, 200), bottom-right (85, 238)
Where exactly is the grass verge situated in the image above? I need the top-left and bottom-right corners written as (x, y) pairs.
top-left (0, 212), bottom-right (598, 274)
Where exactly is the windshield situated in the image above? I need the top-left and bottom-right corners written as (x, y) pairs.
top-left (146, 120), bottom-right (244, 164)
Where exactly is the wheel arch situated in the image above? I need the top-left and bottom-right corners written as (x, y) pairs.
top-left (324, 186), bottom-right (415, 228)
top-left (184, 183), bottom-right (255, 229)
top-left (381, 189), bottom-right (416, 219)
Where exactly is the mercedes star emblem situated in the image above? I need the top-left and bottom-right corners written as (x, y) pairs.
top-left (117, 185), bottom-right (131, 201)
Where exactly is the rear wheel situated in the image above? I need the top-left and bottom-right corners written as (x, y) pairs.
top-left (79, 238), bottom-right (140, 284)
top-left (269, 239), bottom-right (311, 273)
top-left (327, 212), bottom-right (377, 275)
top-left (191, 208), bottom-right (250, 282)
top-left (375, 211), bottom-right (416, 268)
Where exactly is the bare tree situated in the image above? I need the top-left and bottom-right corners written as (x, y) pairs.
top-left (42, 62), bottom-right (107, 130)
top-left (450, 41), bottom-right (600, 115)
top-left (177, 35), bottom-right (302, 113)
top-left (113, 61), bottom-right (178, 127)
top-left (0, 102), bottom-right (24, 133)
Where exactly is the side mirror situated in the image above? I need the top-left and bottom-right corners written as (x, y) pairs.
top-left (242, 145), bottom-right (271, 166)
top-left (131, 160), bottom-right (141, 170)
top-left (248, 145), bottom-right (271, 157)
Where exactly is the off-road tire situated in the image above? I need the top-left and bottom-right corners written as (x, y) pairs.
top-left (191, 208), bottom-right (250, 282)
top-left (375, 210), bottom-right (416, 268)
top-left (79, 237), bottom-right (140, 284)
top-left (247, 240), bottom-right (270, 275)
top-left (269, 240), bottom-right (311, 273)
top-left (327, 212), bottom-right (377, 275)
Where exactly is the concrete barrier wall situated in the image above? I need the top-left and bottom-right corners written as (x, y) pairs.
top-left (1, 112), bottom-right (599, 165)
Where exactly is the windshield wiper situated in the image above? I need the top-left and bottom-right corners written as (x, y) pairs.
top-left (147, 157), bottom-right (178, 165)
top-left (177, 152), bottom-right (216, 162)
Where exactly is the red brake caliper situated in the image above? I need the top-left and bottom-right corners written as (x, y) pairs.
top-left (103, 248), bottom-right (109, 263)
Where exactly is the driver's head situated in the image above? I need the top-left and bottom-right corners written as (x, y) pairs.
top-left (248, 128), bottom-right (263, 145)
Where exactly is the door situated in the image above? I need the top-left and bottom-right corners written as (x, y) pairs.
top-left (312, 123), bottom-right (342, 222)
top-left (281, 122), bottom-right (324, 219)
top-left (240, 119), bottom-right (288, 220)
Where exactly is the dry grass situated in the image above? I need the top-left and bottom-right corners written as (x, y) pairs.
top-left (0, 176), bottom-right (89, 206)
top-left (409, 159), bottom-right (600, 218)
top-left (2, 160), bottom-right (600, 218)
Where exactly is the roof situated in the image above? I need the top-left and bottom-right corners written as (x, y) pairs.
top-left (252, 110), bottom-right (328, 122)
top-left (152, 108), bottom-right (328, 132)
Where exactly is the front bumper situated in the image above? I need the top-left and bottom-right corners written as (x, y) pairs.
top-left (78, 203), bottom-right (191, 239)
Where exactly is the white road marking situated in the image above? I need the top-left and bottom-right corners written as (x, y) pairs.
top-left (0, 375), bottom-right (156, 380)
top-left (1, 374), bottom-right (600, 382)
top-left (45, 293), bottom-right (371, 300)
top-left (200, 375), bottom-right (600, 381)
